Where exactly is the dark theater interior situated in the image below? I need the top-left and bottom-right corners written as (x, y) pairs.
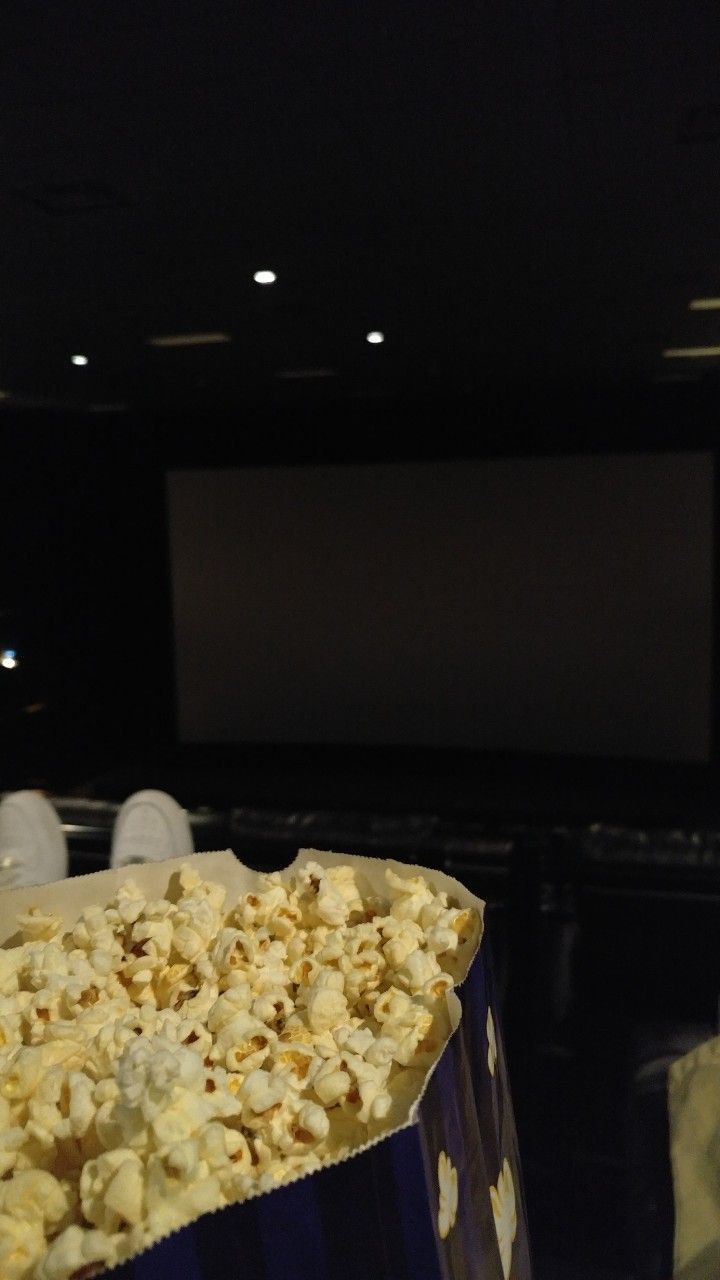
top-left (2, 5), bottom-right (720, 1278)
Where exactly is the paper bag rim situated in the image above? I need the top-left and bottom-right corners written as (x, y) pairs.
top-left (0, 846), bottom-right (486, 1270)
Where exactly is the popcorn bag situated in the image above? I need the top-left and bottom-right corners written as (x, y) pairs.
top-left (0, 849), bottom-right (532, 1280)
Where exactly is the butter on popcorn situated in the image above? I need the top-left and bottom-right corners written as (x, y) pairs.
top-left (0, 853), bottom-right (480, 1279)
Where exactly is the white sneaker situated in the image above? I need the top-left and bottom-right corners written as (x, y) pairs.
top-left (110, 790), bottom-right (194, 869)
top-left (0, 791), bottom-right (68, 889)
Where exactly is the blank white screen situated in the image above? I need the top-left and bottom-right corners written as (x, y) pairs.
top-left (167, 453), bottom-right (714, 760)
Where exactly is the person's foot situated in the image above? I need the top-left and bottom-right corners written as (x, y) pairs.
top-left (110, 789), bottom-right (194, 869)
top-left (0, 791), bottom-right (68, 888)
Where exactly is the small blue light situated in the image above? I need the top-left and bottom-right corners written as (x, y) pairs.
top-left (4, 650), bottom-right (16, 660)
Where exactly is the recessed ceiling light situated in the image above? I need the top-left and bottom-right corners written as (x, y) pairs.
top-left (689, 298), bottom-right (720, 310)
top-left (147, 333), bottom-right (231, 348)
top-left (662, 345), bottom-right (720, 358)
top-left (366, 330), bottom-right (385, 344)
top-left (71, 354), bottom-right (88, 366)
top-left (253, 270), bottom-right (277, 285)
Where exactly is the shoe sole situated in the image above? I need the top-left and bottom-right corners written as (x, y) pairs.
top-left (0, 791), bottom-right (68, 887)
top-left (110, 789), bottom-right (194, 869)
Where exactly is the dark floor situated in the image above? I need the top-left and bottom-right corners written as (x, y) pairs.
top-left (520, 1050), bottom-right (632, 1279)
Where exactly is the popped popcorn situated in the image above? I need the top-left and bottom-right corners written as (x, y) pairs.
top-left (0, 855), bottom-right (480, 1278)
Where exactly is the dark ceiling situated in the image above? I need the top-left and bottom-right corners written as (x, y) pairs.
top-left (3, 2), bottom-right (720, 414)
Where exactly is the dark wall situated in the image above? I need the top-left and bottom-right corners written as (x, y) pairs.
top-left (0, 413), bottom-right (172, 788)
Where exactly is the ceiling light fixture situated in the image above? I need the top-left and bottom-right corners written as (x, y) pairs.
top-left (147, 333), bottom-right (231, 348)
top-left (366, 330), bottom-right (385, 344)
top-left (689, 298), bottom-right (720, 310)
top-left (662, 345), bottom-right (720, 358)
top-left (71, 354), bottom-right (88, 366)
top-left (253, 270), bottom-right (277, 285)
top-left (1, 650), bottom-right (18, 671)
